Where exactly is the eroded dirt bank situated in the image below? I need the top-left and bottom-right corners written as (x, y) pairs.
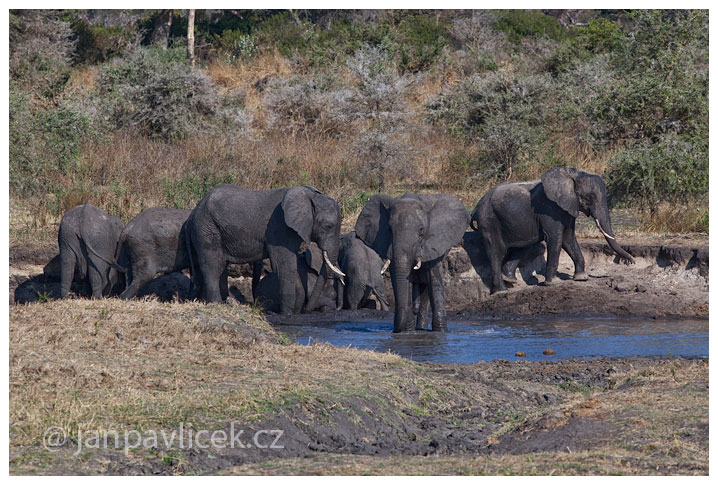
top-left (9, 300), bottom-right (709, 475)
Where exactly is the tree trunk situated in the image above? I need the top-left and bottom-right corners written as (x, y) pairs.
top-left (150, 9), bottom-right (173, 49)
top-left (187, 9), bottom-right (195, 66)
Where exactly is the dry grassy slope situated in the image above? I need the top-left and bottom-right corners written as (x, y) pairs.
top-left (9, 299), bottom-right (708, 475)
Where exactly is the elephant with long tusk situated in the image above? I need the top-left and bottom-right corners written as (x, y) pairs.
top-left (470, 167), bottom-right (635, 293)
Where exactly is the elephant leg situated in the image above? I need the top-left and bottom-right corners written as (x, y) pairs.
top-left (269, 246), bottom-right (298, 315)
top-left (427, 260), bottom-right (447, 331)
top-left (562, 225), bottom-right (587, 281)
top-left (544, 236), bottom-right (563, 285)
top-left (220, 266), bottom-right (229, 302)
top-left (87, 263), bottom-right (104, 299)
top-left (501, 248), bottom-right (522, 283)
top-left (486, 239), bottom-right (508, 293)
top-left (200, 261), bottom-right (224, 302)
top-left (336, 278), bottom-right (345, 310)
top-left (59, 250), bottom-right (76, 299)
top-left (346, 282), bottom-right (365, 310)
top-left (415, 282), bottom-right (430, 330)
top-left (251, 261), bottom-right (263, 301)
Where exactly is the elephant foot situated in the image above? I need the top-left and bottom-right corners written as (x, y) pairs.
top-left (502, 273), bottom-right (518, 284)
top-left (573, 272), bottom-right (588, 282)
top-left (490, 285), bottom-right (508, 294)
top-left (542, 278), bottom-right (555, 286)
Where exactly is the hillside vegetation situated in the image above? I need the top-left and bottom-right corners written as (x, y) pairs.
top-left (9, 9), bottom-right (709, 242)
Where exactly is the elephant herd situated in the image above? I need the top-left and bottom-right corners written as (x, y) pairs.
top-left (54, 167), bottom-right (634, 333)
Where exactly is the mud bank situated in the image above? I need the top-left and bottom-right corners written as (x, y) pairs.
top-left (10, 233), bottom-right (708, 319)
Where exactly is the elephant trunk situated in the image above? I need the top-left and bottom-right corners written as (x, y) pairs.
top-left (390, 258), bottom-right (413, 333)
top-left (594, 209), bottom-right (635, 264)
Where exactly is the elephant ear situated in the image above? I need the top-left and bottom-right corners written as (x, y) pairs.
top-left (422, 194), bottom-right (470, 261)
top-left (304, 244), bottom-right (324, 274)
top-left (282, 186), bottom-right (319, 243)
top-left (541, 167), bottom-right (578, 218)
top-left (354, 194), bottom-right (396, 259)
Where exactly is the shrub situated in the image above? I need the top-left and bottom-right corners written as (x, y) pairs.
top-left (9, 9), bottom-right (76, 98)
top-left (98, 47), bottom-right (221, 139)
top-left (65, 13), bottom-right (138, 64)
top-left (161, 171), bottom-right (237, 209)
top-left (495, 10), bottom-right (567, 44)
top-left (605, 134), bottom-right (708, 211)
top-left (262, 76), bottom-right (357, 137)
top-left (395, 14), bottom-right (450, 73)
top-left (427, 71), bottom-right (555, 177)
top-left (213, 30), bottom-right (258, 62)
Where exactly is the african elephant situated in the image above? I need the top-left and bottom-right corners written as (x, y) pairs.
top-left (186, 185), bottom-right (345, 314)
top-left (471, 167), bottom-right (635, 293)
top-left (337, 231), bottom-right (389, 311)
top-left (355, 193), bottom-right (469, 332)
top-left (254, 243), bottom-right (337, 313)
top-left (58, 203), bottom-right (124, 299)
top-left (118, 207), bottom-right (192, 300)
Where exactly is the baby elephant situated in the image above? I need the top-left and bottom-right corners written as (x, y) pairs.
top-left (118, 207), bottom-right (191, 300)
top-left (58, 203), bottom-right (124, 298)
top-left (337, 232), bottom-right (389, 311)
top-left (254, 243), bottom-right (337, 313)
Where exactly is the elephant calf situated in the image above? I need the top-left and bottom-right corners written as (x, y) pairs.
top-left (254, 243), bottom-right (337, 313)
top-left (337, 232), bottom-right (389, 311)
top-left (471, 166), bottom-right (635, 293)
top-left (118, 207), bottom-right (192, 300)
top-left (58, 203), bottom-right (124, 299)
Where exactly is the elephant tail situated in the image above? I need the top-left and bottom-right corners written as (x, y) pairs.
top-left (79, 227), bottom-right (128, 274)
top-left (184, 219), bottom-right (199, 294)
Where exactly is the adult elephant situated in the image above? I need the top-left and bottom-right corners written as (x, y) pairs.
top-left (337, 232), bottom-right (389, 311)
top-left (118, 207), bottom-right (192, 300)
top-left (254, 243), bottom-right (337, 313)
top-left (186, 185), bottom-right (345, 314)
top-left (471, 167), bottom-right (635, 293)
top-left (355, 193), bottom-right (469, 332)
top-left (58, 203), bottom-right (124, 299)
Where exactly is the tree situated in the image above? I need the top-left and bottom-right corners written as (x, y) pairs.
top-left (187, 9), bottom-right (195, 66)
top-left (150, 9), bottom-right (172, 49)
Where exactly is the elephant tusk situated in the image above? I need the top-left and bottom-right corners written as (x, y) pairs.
top-left (323, 250), bottom-right (346, 285)
top-left (413, 258), bottom-right (422, 271)
top-left (594, 218), bottom-right (615, 240)
top-left (380, 259), bottom-right (391, 275)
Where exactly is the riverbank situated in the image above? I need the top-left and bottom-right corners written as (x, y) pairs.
top-left (9, 299), bottom-right (708, 475)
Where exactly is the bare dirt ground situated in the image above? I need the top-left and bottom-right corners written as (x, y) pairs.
top-left (8, 231), bottom-right (709, 475)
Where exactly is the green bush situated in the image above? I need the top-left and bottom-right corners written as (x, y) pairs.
top-left (161, 172), bottom-right (236, 209)
top-left (98, 47), bottom-right (220, 139)
top-left (65, 13), bottom-right (136, 63)
top-left (396, 14), bottom-right (449, 73)
top-left (495, 10), bottom-right (567, 44)
top-left (605, 134), bottom-right (708, 210)
top-left (213, 30), bottom-right (257, 62)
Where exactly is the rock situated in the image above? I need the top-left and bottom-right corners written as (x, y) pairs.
top-left (543, 348), bottom-right (556, 355)
top-left (515, 351), bottom-right (526, 357)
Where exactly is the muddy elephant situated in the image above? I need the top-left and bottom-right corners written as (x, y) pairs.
top-left (57, 203), bottom-right (124, 298)
top-left (471, 167), bottom-right (635, 293)
top-left (186, 185), bottom-right (345, 314)
top-left (355, 193), bottom-right (469, 332)
top-left (254, 243), bottom-right (337, 313)
top-left (337, 231), bottom-right (389, 311)
top-left (118, 207), bottom-right (192, 300)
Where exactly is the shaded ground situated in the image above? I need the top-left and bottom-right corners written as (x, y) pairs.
top-left (9, 300), bottom-right (709, 475)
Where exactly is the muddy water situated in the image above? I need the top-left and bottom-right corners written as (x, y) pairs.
top-left (279, 317), bottom-right (708, 363)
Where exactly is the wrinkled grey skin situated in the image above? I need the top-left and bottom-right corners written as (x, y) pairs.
top-left (186, 185), bottom-right (342, 314)
top-left (471, 167), bottom-right (635, 293)
top-left (255, 244), bottom-right (337, 313)
top-left (58, 203), bottom-right (124, 299)
top-left (355, 193), bottom-right (469, 332)
top-left (337, 232), bottom-right (389, 311)
top-left (118, 207), bottom-right (191, 300)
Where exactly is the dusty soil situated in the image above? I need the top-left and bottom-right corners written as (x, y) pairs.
top-left (8, 231), bottom-right (709, 475)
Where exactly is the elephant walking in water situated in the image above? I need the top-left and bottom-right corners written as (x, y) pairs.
top-left (58, 203), bottom-right (124, 299)
top-left (186, 185), bottom-right (345, 314)
top-left (471, 167), bottom-right (635, 293)
top-left (355, 193), bottom-right (469, 332)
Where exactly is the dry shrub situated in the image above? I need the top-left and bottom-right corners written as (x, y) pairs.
top-left (639, 203), bottom-right (708, 234)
